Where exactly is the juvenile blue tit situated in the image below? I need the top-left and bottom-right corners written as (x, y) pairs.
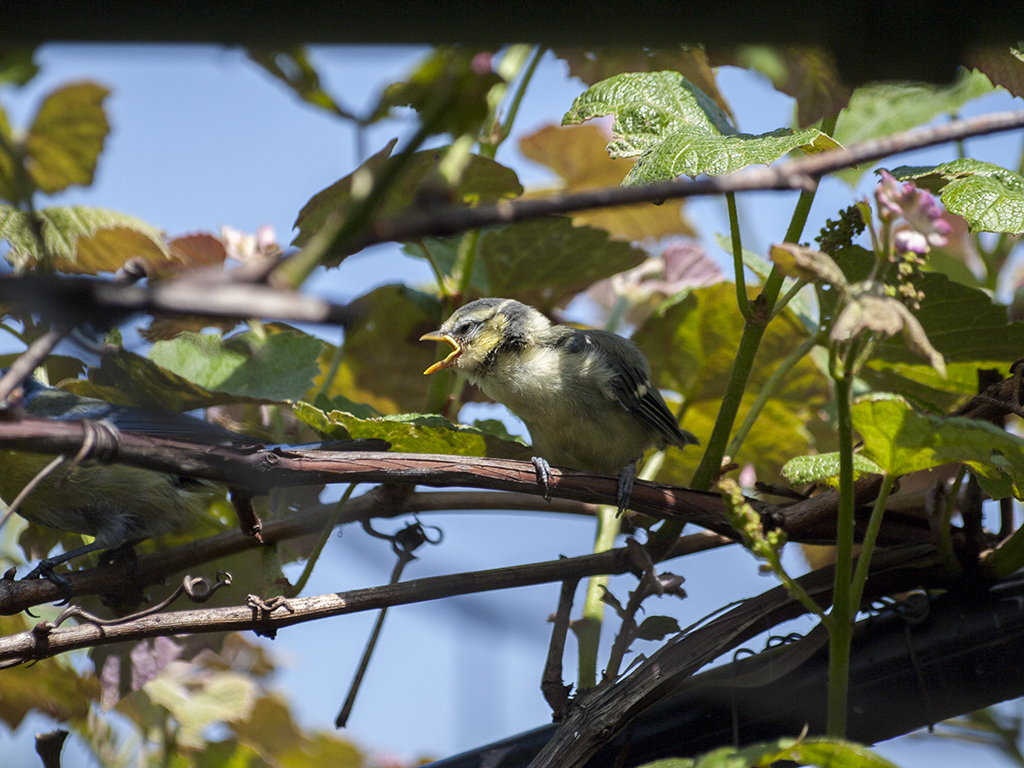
top-left (0, 372), bottom-right (263, 580)
top-left (420, 298), bottom-right (698, 511)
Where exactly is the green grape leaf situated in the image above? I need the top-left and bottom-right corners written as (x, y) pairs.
top-left (852, 393), bottom-right (1024, 498)
top-left (62, 349), bottom-right (277, 412)
top-left (402, 236), bottom-right (490, 294)
top-left (0, 205), bottom-right (169, 273)
top-left (563, 71), bottom-right (839, 185)
top-left (638, 735), bottom-right (900, 768)
top-left (24, 81), bottom-right (110, 194)
top-left (294, 401), bottom-right (530, 459)
top-left (554, 46), bottom-right (732, 117)
top-left (831, 245), bottom-right (1024, 409)
top-left (782, 452), bottom-right (884, 484)
top-left (636, 284), bottom-right (827, 484)
top-left (478, 216), bottom-right (646, 312)
top-left (149, 325), bottom-right (324, 402)
top-left (889, 158), bottom-right (1024, 234)
top-left (833, 68), bottom-right (994, 185)
top-left (316, 284), bottom-right (443, 415)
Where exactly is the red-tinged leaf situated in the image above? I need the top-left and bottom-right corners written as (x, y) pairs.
top-left (71, 226), bottom-right (170, 275)
top-left (165, 232), bottom-right (229, 272)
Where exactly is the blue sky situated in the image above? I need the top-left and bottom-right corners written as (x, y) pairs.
top-left (2, 44), bottom-right (1023, 767)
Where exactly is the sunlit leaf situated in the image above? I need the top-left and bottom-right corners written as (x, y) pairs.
top-left (636, 284), bottom-right (827, 483)
top-left (853, 393), bottom-right (1024, 497)
top-left (889, 158), bottom-right (1024, 234)
top-left (638, 735), bottom-right (900, 768)
top-left (555, 46), bottom-right (732, 117)
top-left (144, 668), bottom-right (258, 749)
top-left (295, 401), bottom-right (530, 459)
top-left (832, 245), bottom-right (1024, 407)
top-left (24, 81), bottom-right (110, 194)
top-left (782, 452), bottom-right (884, 484)
top-left (320, 283), bottom-right (443, 415)
top-left (563, 71), bottom-right (839, 184)
top-left (833, 69), bottom-right (993, 184)
top-left (61, 345), bottom-right (282, 412)
top-left (149, 325), bottom-right (324, 401)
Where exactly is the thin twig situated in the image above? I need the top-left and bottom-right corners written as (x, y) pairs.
top-left (542, 576), bottom-right (579, 719)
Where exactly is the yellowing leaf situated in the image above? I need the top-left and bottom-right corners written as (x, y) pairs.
top-left (24, 81), bottom-right (110, 194)
top-left (0, 205), bottom-right (168, 274)
top-left (519, 124), bottom-right (695, 240)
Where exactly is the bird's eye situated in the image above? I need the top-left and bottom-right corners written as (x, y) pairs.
top-left (454, 320), bottom-right (475, 336)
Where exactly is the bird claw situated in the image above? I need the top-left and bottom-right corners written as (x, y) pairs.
top-left (23, 559), bottom-right (74, 598)
top-left (531, 456), bottom-right (553, 501)
top-left (616, 462), bottom-right (637, 515)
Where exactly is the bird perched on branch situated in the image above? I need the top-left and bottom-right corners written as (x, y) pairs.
top-left (0, 372), bottom-right (266, 582)
top-left (420, 298), bottom-right (698, 511)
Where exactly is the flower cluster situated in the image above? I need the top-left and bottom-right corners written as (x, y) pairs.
top-left (875, 169), bottom-right (951, 256)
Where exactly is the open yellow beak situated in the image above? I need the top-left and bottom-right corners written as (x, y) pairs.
top-left (420, 332), bottom-right (462, 375)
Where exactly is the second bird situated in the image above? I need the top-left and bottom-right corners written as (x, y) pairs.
top-left (420, 298), bottom-right (698, 511)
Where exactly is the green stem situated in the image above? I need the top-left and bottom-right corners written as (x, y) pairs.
top-left (849, 472), bottom-right (897, 611)
top-left (727, 329), bottom-right (824, 457)
top-left (768, 550), bottom-right (830, 622)
top-left (727, 192), bottom-right (751, 318)
top-left (314, 329), bottom-right (347, 402)
top-left (939, 464), bottom-right (968, 575)
top-left (290, 484), bottom-right (357, 595)
top-left (453, 229), bottom-right (481, 296)
top-left (649, 175), bottom-right (822, 560)
top-left (769, 277), bottom-right (809, 321)
top-left (577, 503), bottom-right (621, 689)
top-left (417, 239), bottom-right (452, 298)
top-left (576, 455), bottom-right (662, 688)
top-left (826, 373), bottom-right (856, 737)
top-left (490, 45), bottom-right (544, 154)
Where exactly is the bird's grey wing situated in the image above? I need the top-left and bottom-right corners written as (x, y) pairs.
top-left (588, 331), bottom-right (698, 449)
